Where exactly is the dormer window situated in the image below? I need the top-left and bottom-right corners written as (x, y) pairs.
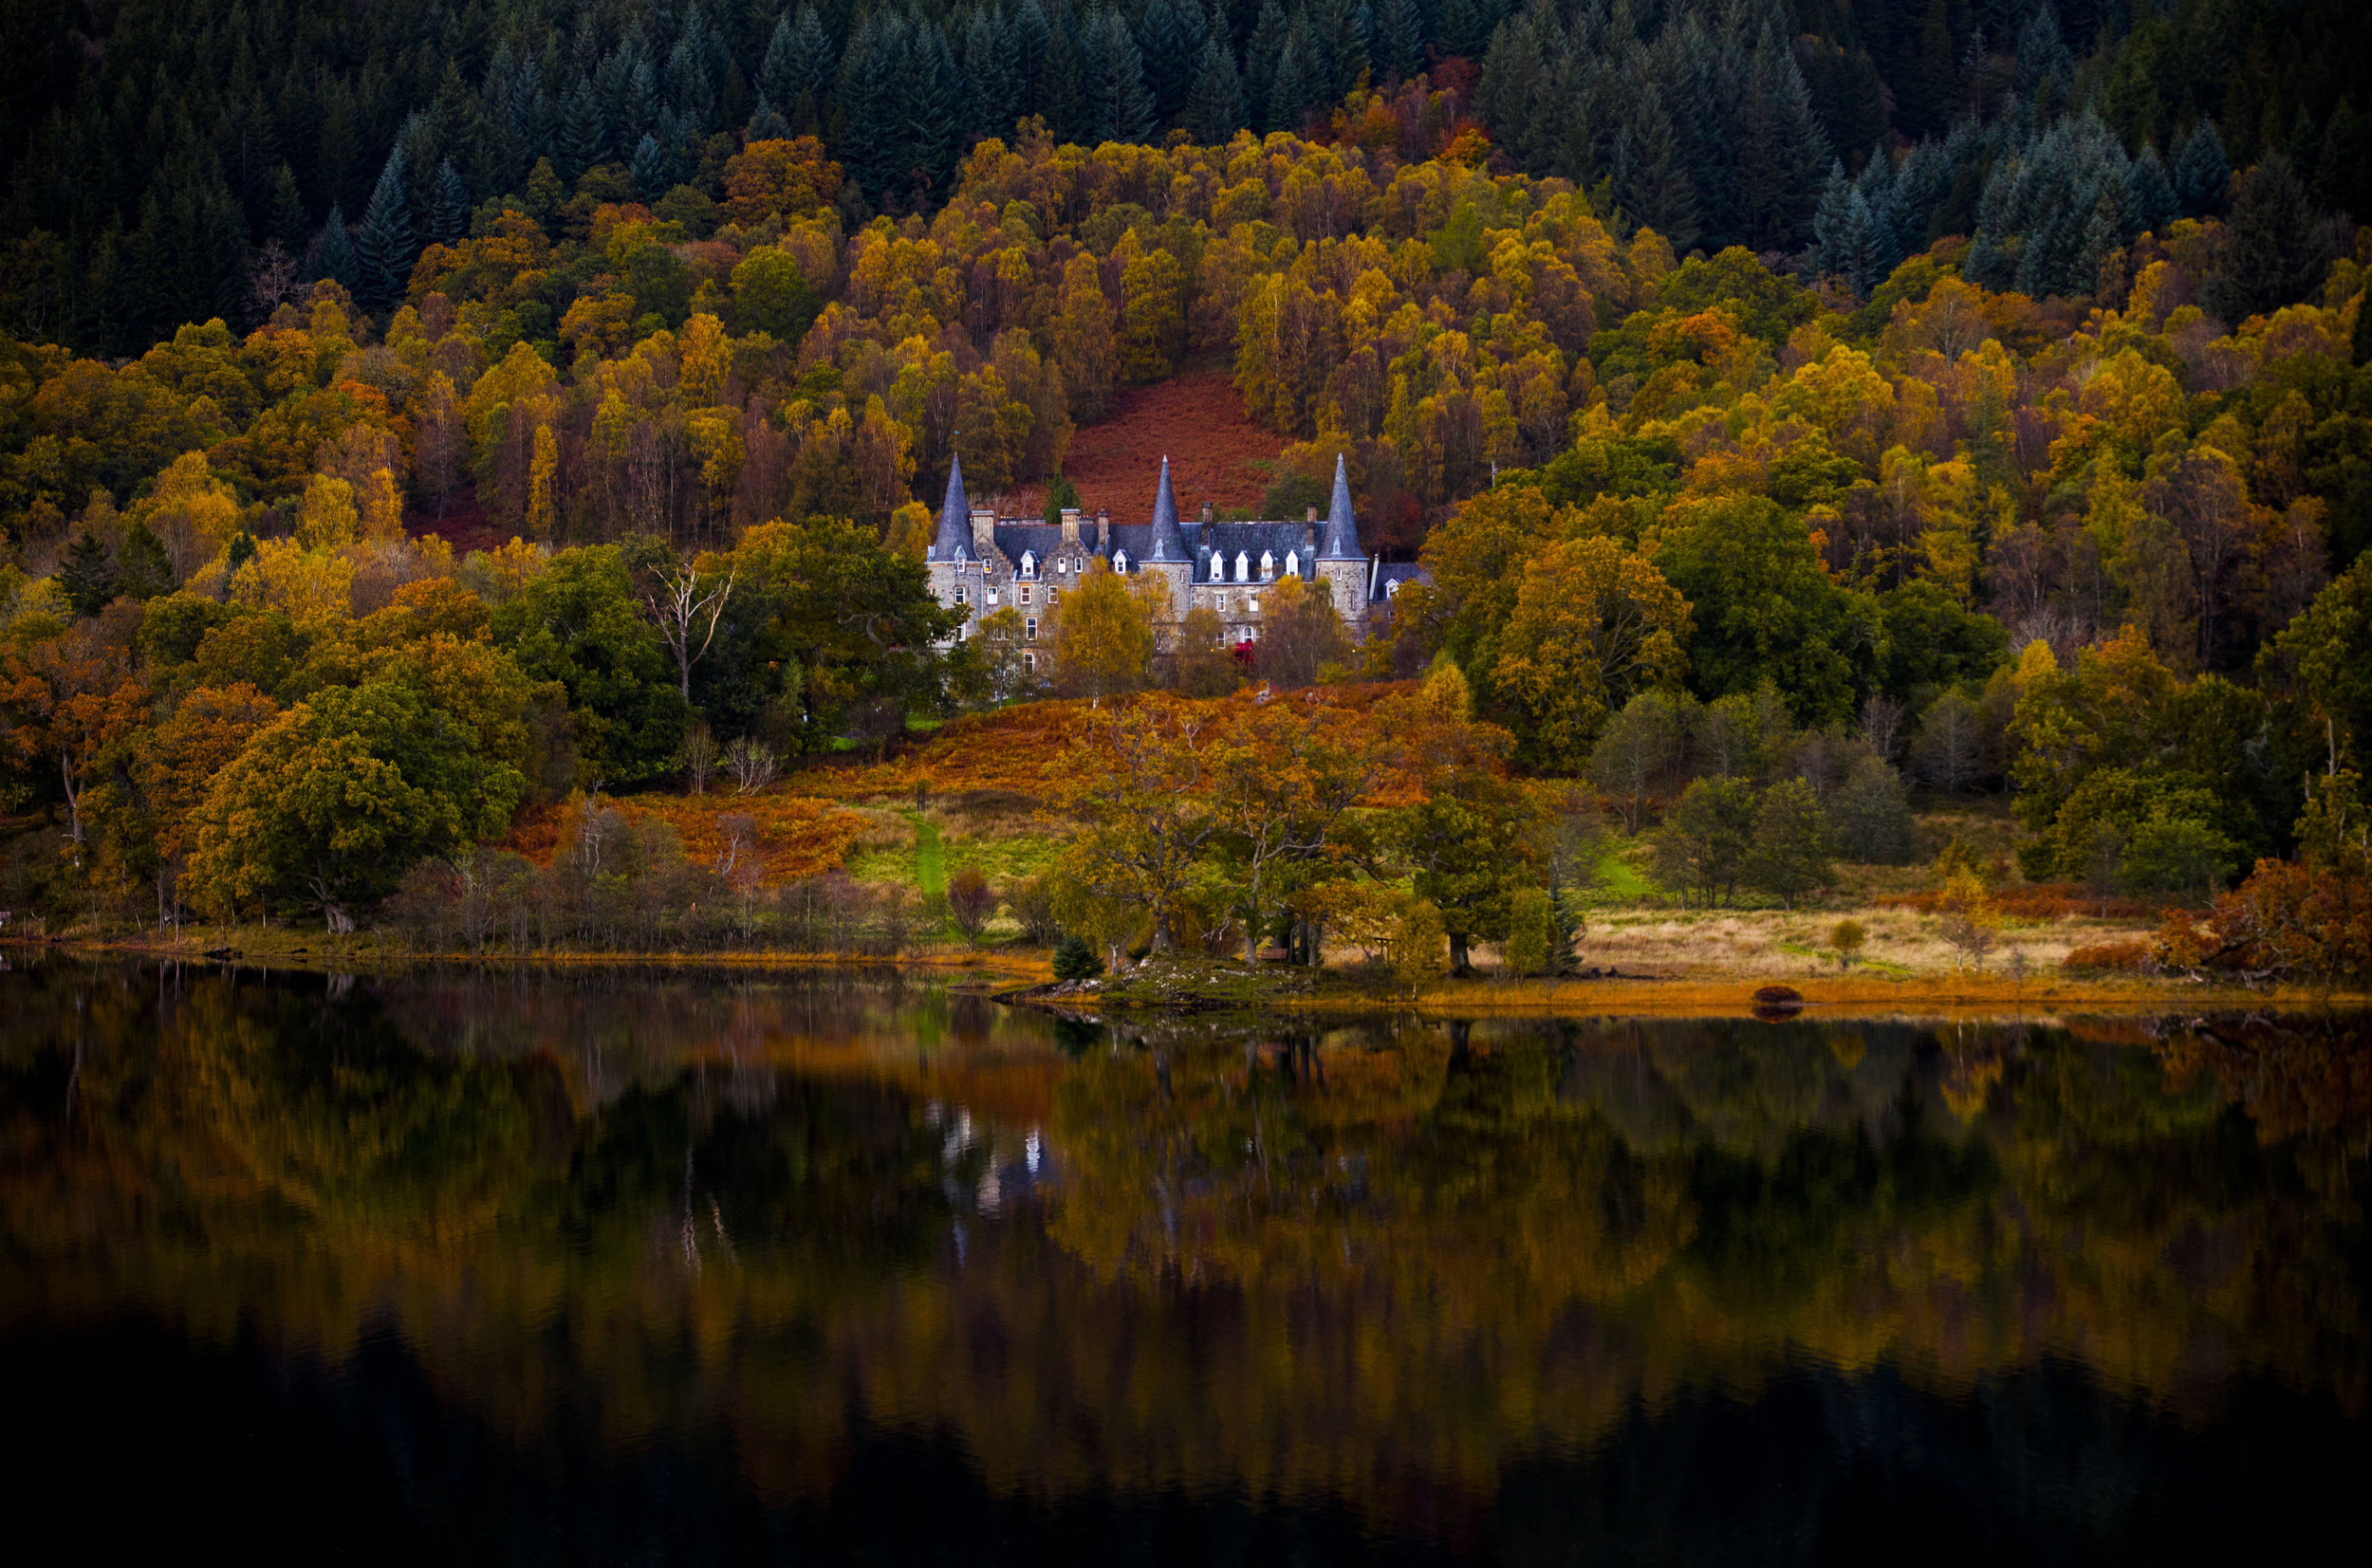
top-left (1285, 550), bottom-right (1299, 578)
top-left (1113, 550), bottom-right (1129, 573)
top-left (1020, 551), bottom-right (1035, 578)
top-left (1260, 551), bottom-right (1274, 581)
top-left (1234, 551), bottom-right (1250, 581)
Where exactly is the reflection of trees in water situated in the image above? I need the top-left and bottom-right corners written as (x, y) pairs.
top-left (2, 960), bottom-right (2367, 1532)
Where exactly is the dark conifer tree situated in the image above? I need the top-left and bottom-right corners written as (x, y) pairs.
top-left (312, 203), bottom-right (361, 295)
top-left (1183, 30), bottom-right (1248, 143)
top-left (1085, 10), bottom-right (1158, 144)
top-left (1303, 0), bottom-right (1370, 103)
top-left (1374, 0), bottom-right (1424, 83)
top-left (2173, 119), bottom-right (2230, 215)
top-left (59, 531), bottom-right (118, 618)
top-left (2205, 155), bottom-right (2330, 324)
top-left (2125, 141), bottom-right (2177, 235)
top-left (265, 163), bottom-right (309, 251)
top-left (558, 83), bottom-right (606, 177)
top-left (631, 131), bottom-right (668, 198)
top-left (118, 519), bottom-right (175, 601)
top-left (1267, 28), bottom-right (1314, 134)
top-left (1038, 9), bottom-right (1093, 144)
top-left (747, 95), bottom-right (792, 141)
top-left (1137, 0), bottom-right (1207, 125)
top-left (428, 159), bottom-right (469, 247)
top-left (1244, 1), bottom-right (1289, 133)
top-left (354, 144), bottom-right (416, 311)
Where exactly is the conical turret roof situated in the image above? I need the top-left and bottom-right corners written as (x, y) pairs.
top-left (932, 455), bottom-right (971, 561)
top-left (1318, 452), bottom-right (1362, 559)
top-left (1145, 455), bottom-right (1189, 560)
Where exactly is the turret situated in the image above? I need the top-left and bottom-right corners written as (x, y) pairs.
top-left (927, 454), bottom-right (977, 643)
top-left (1140, 456), bottom-right (1194, 636)
top-left (1314, 452), bottom-right (1368, 634)
top-left (931, 454), bottom-right (972, 563)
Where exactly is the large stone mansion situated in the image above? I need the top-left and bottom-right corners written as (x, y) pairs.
top-left (924, 453), bottom-right (1419, 651)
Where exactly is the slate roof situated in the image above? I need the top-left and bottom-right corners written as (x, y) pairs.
top-left (1319, 452), bottom-right (1362, 560)
top-left (930, 455), bottom-right (971, 562)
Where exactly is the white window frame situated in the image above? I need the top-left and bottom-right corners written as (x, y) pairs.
top-left (1019, 583), bottom-right (1033, 605)
top-left (1020, 551), bottom-right (1036, 578)
top-left (1285, 550), bottom-right (1298, 578)
top-left (1249, 595), bottom-right (1260, 616)
top-left (1234, 551), bottom-right (1250, 581)
top-left (1025, 617), bottom-right (1038, 640)
top-left (1113, 550), bottom-right (1128, 573)
top-left (1260, 551), bottom-right (1274, 580)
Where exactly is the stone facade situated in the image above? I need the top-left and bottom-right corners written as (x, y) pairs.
top-left (925, 452), bottom-right (1417, 656)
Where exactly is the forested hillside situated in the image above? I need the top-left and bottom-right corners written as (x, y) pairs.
top-left (2, 1), bottom-right (2366, 353)
top-left (0, 1), bottom-right (2367, 980)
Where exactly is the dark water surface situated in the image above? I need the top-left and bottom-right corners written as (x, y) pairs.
top-left (3, 958), bottom-right (2367, 1563)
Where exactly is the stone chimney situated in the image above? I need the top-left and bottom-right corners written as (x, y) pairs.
top-left (1201, 502), bottom-right (1214, 524)
top-left (1059, 507), bottom-right (1081, 545)
top-left (970, 507), bottom-right (995, 549)
top-left (1094, 508), bottom-right (1110, 550)
top-left (1306, 504), bottom-right (1319, 523)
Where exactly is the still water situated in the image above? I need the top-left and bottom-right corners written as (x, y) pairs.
top-left (2, 959), bottom-right (2366, 1563)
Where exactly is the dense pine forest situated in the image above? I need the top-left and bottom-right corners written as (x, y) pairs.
top-left (0, 0), bottom-right (2366, 985)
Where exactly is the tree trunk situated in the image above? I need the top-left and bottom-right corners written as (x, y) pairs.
top-left (1449, 931), bottom-right (1471, 973)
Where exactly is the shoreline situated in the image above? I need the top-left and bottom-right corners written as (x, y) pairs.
top-left (10, 935), bottom-right (2362, 1020)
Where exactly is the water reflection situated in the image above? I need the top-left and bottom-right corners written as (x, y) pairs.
top-left (2, 958), bottom-right (2365, 1561)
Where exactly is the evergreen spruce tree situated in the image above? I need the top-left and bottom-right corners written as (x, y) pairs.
top-left (1304, 0), bottom-right (1370, 103)
top-left (1266, 29), bottom-right (1314, 135)
top-left (1010, 0), bottom-right (1054, 102)
top-left (631, 132), bottom-right (668, 199)
top-left (760, 15), bottom-right (801, 106)
top-left (1244, 1), bottom-right (1289, 134)
top-left (2077, 187), bottom-right (2124, 296)
top-left (226, 530), bottom-right (259, 577)
top-left (1136, 0), bottom-right (1206, 125)
top-left (312, 205), bottom-right (361, 294)
top-left (1613, 91), bottom-right (1699, 253)
top-left (2173, 119), bottom-right (2230, 216)
top-left (2014, 2), bottom-right (2073, 96)
top-left (1375, 0), bottom-right (1424, 82)
top-left (118, 519), bottom-right (175, 601)
top-left (2125, 142), bottom-right (2177, 237)
top-left (355, 145), bottom-right (416, 311)
top-left (1857, 146), bottom-right (1905, 278)
top-left (558, 84), bottom-right (606, 179)
top-left (746, 95), bottom-right (793, 141)
top-left (1038, 9), bottom-right (1092, 144)
top-left (1812, 160), bottom-right (1858, 279)
top-left (59, 531), bottom-right (119, 617)
top-left (265, 164), bottom-right (309, 251)
top-left (1182, 31), bottom-right (1247, 143)
top-left (2205, 155), bottom-right (2329, 324)
top-left (428, 159), bottom-right (469, 247)
top-left (960, 7), bottom-right (1020, 142)
top-left (1962, 156), bottom-right (2019, 289)
top-left (786, 7), bottom-right (837, 135)
top-left (1084, 9), bottom-right (1158, 143)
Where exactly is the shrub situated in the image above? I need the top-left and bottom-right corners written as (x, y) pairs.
top-left (1503, 885), bottom-right (1554, 976)
top-left (1052, 933), bottom-right (1104, 981)
top-left (1829, 918), bottom-right (1866, 968)
top-left (2061, 939), bottom-right (2157, 973)
top-left (946, 864), bottom-right (994, 943)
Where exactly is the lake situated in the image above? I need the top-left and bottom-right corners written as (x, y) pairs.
top-left (2, 958), bottom-right (2365, 1563)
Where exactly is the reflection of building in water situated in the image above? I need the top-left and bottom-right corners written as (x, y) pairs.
top-left (925, 452), bottom-right (1426, 654)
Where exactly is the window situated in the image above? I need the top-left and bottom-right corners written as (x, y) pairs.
top-left (1057, 557), bottom-right (1068, 574)
top-left (1047, 588), bottom-right (1059, 605)
top-left (1260, 550), bottom-right (1274, 580)
top-left (1019, 584), bottom-right (1032, 605)
top-left (1214, 591), bottom-right (1228, 615)
top-left (1234, 551), bottom-right (1250, 581)
top-left (1209, 553), bottom-right (1224, 581)
top-left (954, 582), bottom-right (967, 603)
top-left (1285, 550), bottom-right (1298, 577)
top-left (1249, 624), bottom-right (1261, 641)
top-left (1025, 617), bottom-right (1038, 640)
top-left (987, 587), bottom-right (999, 606)
top-left (1020, 551), bottom-right (1035, 577)
top-left (1385, 580), bottom-right (1400, 600)
top-left (1249, 595), bottom-right (1260, 616)
top-left (1113, 550), bottom-right (1128, 573)
top-left (1022, 650), bottom-right (1036, 673)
